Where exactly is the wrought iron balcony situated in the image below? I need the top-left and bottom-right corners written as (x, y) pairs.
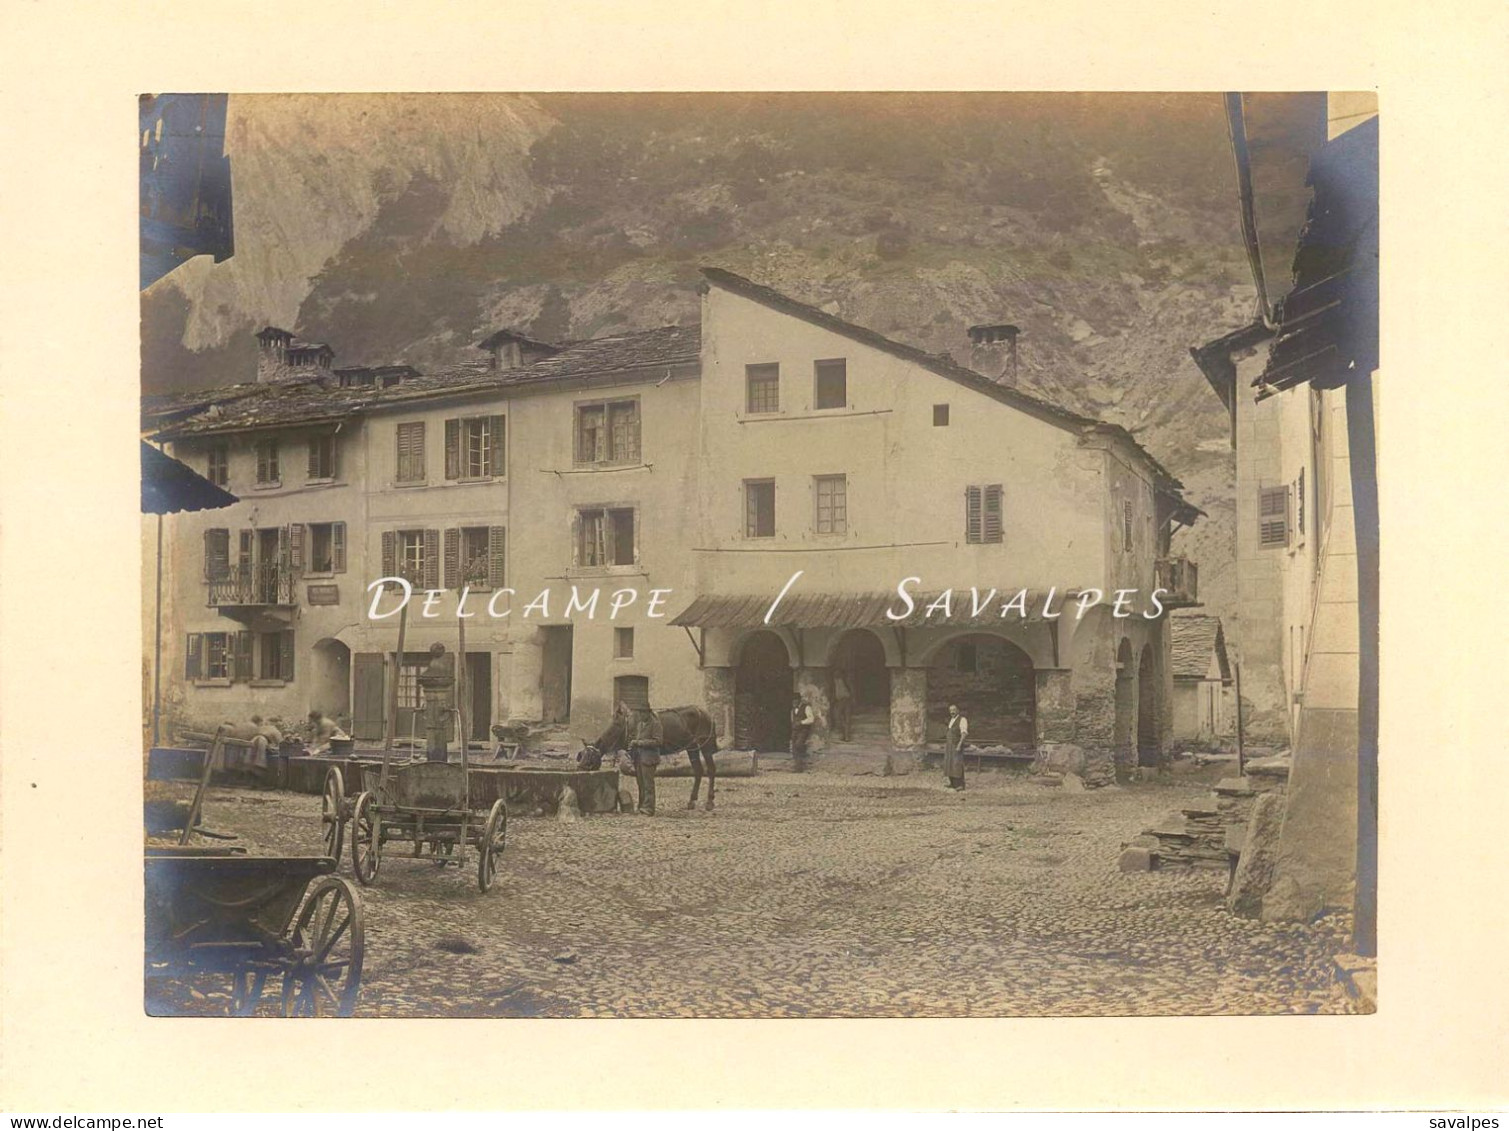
top-left (207, 563), bottom-right (296, 608)
top-left (1155, 556), bottom-right (1199, 609)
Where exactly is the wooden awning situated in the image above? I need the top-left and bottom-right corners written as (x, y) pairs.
top-left (670, 590), bottom-right (1079, 629)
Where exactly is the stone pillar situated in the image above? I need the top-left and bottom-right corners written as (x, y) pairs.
top-left (703, 665), bottom-right (735, 750)
top-left (889, 667), bottom-right (927, 751)
top-left (1034, 669), bottom-right (1075, 744)
top-left (794, 666), bottom-right (830, 749)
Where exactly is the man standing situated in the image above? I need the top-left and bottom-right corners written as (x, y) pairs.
top-left (943, 703), bottom-right (969, 791)
top-left (832, 670), bottom-right (854, 743)
top-left (624, 703), bottom-right (662, 817)
top-left (790, 694), bottom-right (815, 772)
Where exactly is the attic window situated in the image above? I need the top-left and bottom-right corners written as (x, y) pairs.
top-left (814, 359), bottom-right (847, 410)
top-left (933, 404), bottom-right (950, 427)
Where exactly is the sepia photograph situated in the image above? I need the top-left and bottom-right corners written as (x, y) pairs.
top-left (136, 91), bottom-right (1380, 1021)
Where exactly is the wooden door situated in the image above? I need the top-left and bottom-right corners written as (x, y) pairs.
top-left (353, 653), bottom-right (386, 741)
top-left (540, 626), bottom-right (572, 724)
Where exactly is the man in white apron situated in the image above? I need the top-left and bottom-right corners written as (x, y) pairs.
top-left (944, 704), bottom-right (969, 790)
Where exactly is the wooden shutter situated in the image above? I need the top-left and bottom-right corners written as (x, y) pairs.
top-left (396, 422), bottom-right (425, 483)
top-left (238, 529), bottom-right (254, 566)
top-left (185, 634), bottom-right (203, 679)
top-left (332, 522), bottom-right (347, 573)
top-left (1259, 486), bottom-right (1290, 548)
top-left (444, 527), bottom-right (460, 589)
top-left (983, 485), bottom-right (1003, 543)
top-left (1296, 468), bottom-right (1306, 537)
top-left (277, 526), bottom-right (291, 571)
top-left (307, 437), bottom-right (321, 480)
top-left (287, 524), bottom-right (305, 570)
top-left (423, 529), bottom-right (441, 589)
top-left (488, 414), bottom-right (505, 476)
top-left (203, 528), bottom-right (226, 579)
top-left (488, 526), bottom-right (506, 588)
top-left (444, 418), bottom-right (461, 480)
top-left (233, 631), bottom-right (254, 681)
top-left (965, 486), bottom-right (983, 543)
top-left (280, 631), bottom-right (296, 681)
top-left (381, 529), bottom-right (397, 588)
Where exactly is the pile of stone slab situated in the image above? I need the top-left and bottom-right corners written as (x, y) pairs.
top-left (1119, 752), bottom-right (1292, 874)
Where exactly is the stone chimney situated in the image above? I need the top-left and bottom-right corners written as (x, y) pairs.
top-left (255, 326), bottom-right (294, 384)
top-left (968, 323), bottom-right (1021, 385)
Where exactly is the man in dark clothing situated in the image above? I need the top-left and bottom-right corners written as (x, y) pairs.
top-left (623, 703), bottom-right (662, 816)
top-left (790, 694), bottom-right (815, 772)
top-left (832, 670), bottom-right (854, 742)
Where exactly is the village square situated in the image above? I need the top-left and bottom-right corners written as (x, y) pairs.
top-left (139, 91), bottom-right (1378, 1020)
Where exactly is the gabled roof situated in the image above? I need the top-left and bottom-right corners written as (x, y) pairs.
top-left (149, 324), bottom-right (700, 440)
top-left (700, 266), bottom-right (1191, 498)
top-left (477, 329), bottom-right (560, 353)
top-left (1170, 614), bottom-right (1231, 681)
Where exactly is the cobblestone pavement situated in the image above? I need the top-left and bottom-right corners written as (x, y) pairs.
top-left (150, 769), bottom-right (1359, 1018)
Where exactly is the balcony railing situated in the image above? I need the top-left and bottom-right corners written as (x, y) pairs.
top-left (207, 563), bottom-right (296, 607)
top-left (1155, 556), bottom-right (1199, 608)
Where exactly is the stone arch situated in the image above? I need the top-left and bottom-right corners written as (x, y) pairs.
top-left (819, 626), bottom-right (901, 668)
top-left (828, 629), bottom-right (891, 744)
top-left (310, 636), bottom-right (352, 724)
top-left (734, 630), bottom-right (795, 752)
top-left (727, 625), bottom-right (802, 670)
top-left (915, 627), bottom-right (1049, 670)
top-left (925, 633), bottom-right (1036, 747)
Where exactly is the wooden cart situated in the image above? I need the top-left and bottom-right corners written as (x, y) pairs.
top-left (347, 757), bottom-right (507, 893)
top-left (144, 848), bottom-right (365, 1016)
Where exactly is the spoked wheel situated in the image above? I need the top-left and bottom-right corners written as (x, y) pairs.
top-left (477, 800), bottom-right (507, 893)
top-left (280, 876), bottom-right (365, 1017)
top-left (350, 792), bottom-right (380, 886)
top-left (321, 767), bottom-right (347, 863)
top-left (230, 965), bottom-right (273, 1017)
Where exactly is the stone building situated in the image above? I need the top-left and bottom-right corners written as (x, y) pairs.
top-left (1168, 614), bottom-right (1233, 747)
top-left (146, 268), bottom-right (1200, 776)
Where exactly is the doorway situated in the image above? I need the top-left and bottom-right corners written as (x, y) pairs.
top-left (466, 652), bottom-right (491, 741)
top-left (1114, 637), bottom-right (1136, 775)
top-left (540, 626), bottom-right (573, 724)
top-left (830, 630), bottom-right (890, 744)
top-left (352, 652), bottom-right (385, 741)
top-left (734, 631), bottom-right (793, 752)
top-left (1137, 643), bottom-right (1160, 767)
top-left (926, 634), bottom-right (1036, 745)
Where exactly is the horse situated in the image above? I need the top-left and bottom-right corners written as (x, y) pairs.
top-left (578, 702), bottom-right (721, 813)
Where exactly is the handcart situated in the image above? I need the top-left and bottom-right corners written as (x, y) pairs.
top-left (144, 848), bottom-right (365, 1016)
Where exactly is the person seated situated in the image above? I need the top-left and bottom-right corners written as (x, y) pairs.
top-left (306, 709), bottom-right (349, 757)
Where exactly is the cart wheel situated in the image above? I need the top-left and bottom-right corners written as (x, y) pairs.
top-left (351, 792), bottom-right (380, 886)
top-left (280, 876), bottom-right (365, 1018)
top-left (477, 799), bottom-right (507, 893)
top-left (230, 966), bottom-right (271, 1017)
top-left (321, 767), bottom-right (347, 863)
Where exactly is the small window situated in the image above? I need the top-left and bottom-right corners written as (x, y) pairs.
top-left (745, 479), bottom-right (776, 538)
top-left (933, 404), bottom-right (950, 427)
top-left (205, 633), bottom-right (230, 679)
top-left (254, 439), bottom-right (280, 484)
top-left (745, 363), bottom-right (780, 414)
top-left (574, 399), bottom-right (641, 465)
top-left (399, 529), bottom-right (427, 584)
top-left (614, 627), bottom-right (635, 659)
top-left (814, 474), bottom-right (847, 535)
top-left (206, 443), bottom-right (229, 487)
top-left (965, 484), bottom-right (1004, 544)
top-left (459, 527), bottom-right (491, 587)
top-left (1259, 486), bottom-right (1290, 548)
top-left (577, 508), bottom-right (636, 567)
top-left (396, 661), bottom-right (424, 710)
top-left (307, 433), bottom-right (337, 480)
top-left (814, 359), bottom-right (847, 410)
top-left (395, 422), bottom-right (426, 484)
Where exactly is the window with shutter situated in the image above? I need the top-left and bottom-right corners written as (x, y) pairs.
top-left (578, 510), bottom-right (606, 567)
top-left (423, 529), bottom-right (440, 589)
top-left (1259, 486), bottom-right (1290, 548)
top-left (382, 529), bottom-right (399, 589)
top-left (574, 400), bottom-right (640, 465)
top-left (444, 418), bottom-right (462, 480)
top-left (488, 414), bottom-right (506, 476)
top-left (255, 439), bottom-right (280, 484)
top-left (444, 528), bottom-right (461, 589)
top-left (576, 406), bottom-right (605, 464)
top-left (204, 633), bottom-right (230, 679)
top-left (281, 631), bottom-right (295, 682)
top-left (204, 528), bottom-right (230, 580)
top-left (307, 433), bottom-right (336, 480)
top-left (396, 422), bottom-right (426, 484)
top-left (457, 527), bottom-right (492, 587)
top-left (982, 485), bottom-right (1003, 543)
top-left (288, 524), bottom-right (305, 570)
top-left (233, 631), bottom-right (254, 680)
top-left (488, 526), bottom-right (506, 589)
top-left (965, 486), bottom-right (983, 543)
top-left (332, 521), bottom-right (346, 573)
top-left (206, 443), bottom-right (229, 487)
top-left (185, 633), bottom-right (203, 679)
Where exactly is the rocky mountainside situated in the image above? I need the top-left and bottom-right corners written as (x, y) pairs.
top-left (142, 93), bottom-right (1266, 620)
